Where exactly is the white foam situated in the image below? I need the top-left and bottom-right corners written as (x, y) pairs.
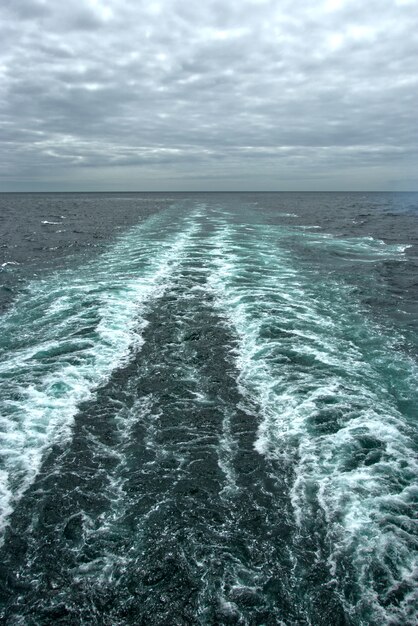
top-left (206, 218), bottom-right (418, 622)
top-left (305, 231), bottom-right (411, 260)
top-left (0, 207), bottom-right (199, 540)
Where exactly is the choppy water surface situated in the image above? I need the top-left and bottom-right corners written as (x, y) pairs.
top-left (0, 192), bottom-right (417, 625)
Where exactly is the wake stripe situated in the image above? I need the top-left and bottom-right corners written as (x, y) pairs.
top-left (0, 206), bottom-right (198, 540)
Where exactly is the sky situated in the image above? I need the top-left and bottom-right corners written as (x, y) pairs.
top-left (0, 0), bottom-right (417, 191)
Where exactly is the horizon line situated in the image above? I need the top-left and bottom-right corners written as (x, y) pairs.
top-left (1, 189), bottom-right (418, 194)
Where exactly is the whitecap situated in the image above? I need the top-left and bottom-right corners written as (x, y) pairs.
top-left (0, 205), bottom-right (199, 540)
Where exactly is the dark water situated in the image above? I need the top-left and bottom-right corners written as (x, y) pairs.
top-left (0, 192), bottom-right (417, 625)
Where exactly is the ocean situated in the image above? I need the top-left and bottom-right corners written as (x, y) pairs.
top-left (0, 192), bottom-right (417, 625)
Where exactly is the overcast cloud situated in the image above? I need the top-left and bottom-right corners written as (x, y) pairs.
top-left (0, 0), bottom-right (417, 190)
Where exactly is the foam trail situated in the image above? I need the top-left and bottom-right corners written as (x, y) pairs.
top-left (0, 200), bottom-right (416, 624)
top-left (0, 207), bottom-right (197, 540)
top-left (207, 217), bottom-right (418, 624)
top-left (301, 230), bottom-right (412, 259)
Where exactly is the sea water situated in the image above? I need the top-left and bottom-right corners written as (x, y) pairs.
top-left (0, 192), bottom-right (417, 625)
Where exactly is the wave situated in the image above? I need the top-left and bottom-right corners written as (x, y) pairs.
top-left (0, 202), bottom-right (416, 624)
top-left (207, 217), bottom-right (418, 624)
top-left (0, 205), bottom-right (198, 540)
top-left (302, 231), bottom-right (411, 260)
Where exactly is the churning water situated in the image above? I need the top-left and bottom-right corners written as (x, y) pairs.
top-left (0, 192), bottom-right (417, 625)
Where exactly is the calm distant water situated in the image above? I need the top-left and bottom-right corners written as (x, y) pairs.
top-left (0, 192), bottom-right (417, 625)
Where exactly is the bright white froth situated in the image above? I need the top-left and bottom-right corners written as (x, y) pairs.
top-left (207, 215), bottom-right (418, 624)
top-left (0, 207), bottom-right (198, 540)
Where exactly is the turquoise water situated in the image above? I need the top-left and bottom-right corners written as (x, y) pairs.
top-left (0, 195), bottom-right (417, 624)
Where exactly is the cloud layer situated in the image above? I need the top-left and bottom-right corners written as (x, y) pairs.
top-left (1, 0), bottom-right (417, 190)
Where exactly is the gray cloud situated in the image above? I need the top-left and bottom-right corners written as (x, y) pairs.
top-left (0, 0), bottom-right (417, 190)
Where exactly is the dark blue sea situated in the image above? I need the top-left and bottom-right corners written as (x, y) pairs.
top-left (0, 192), bottom-right (417, 625)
